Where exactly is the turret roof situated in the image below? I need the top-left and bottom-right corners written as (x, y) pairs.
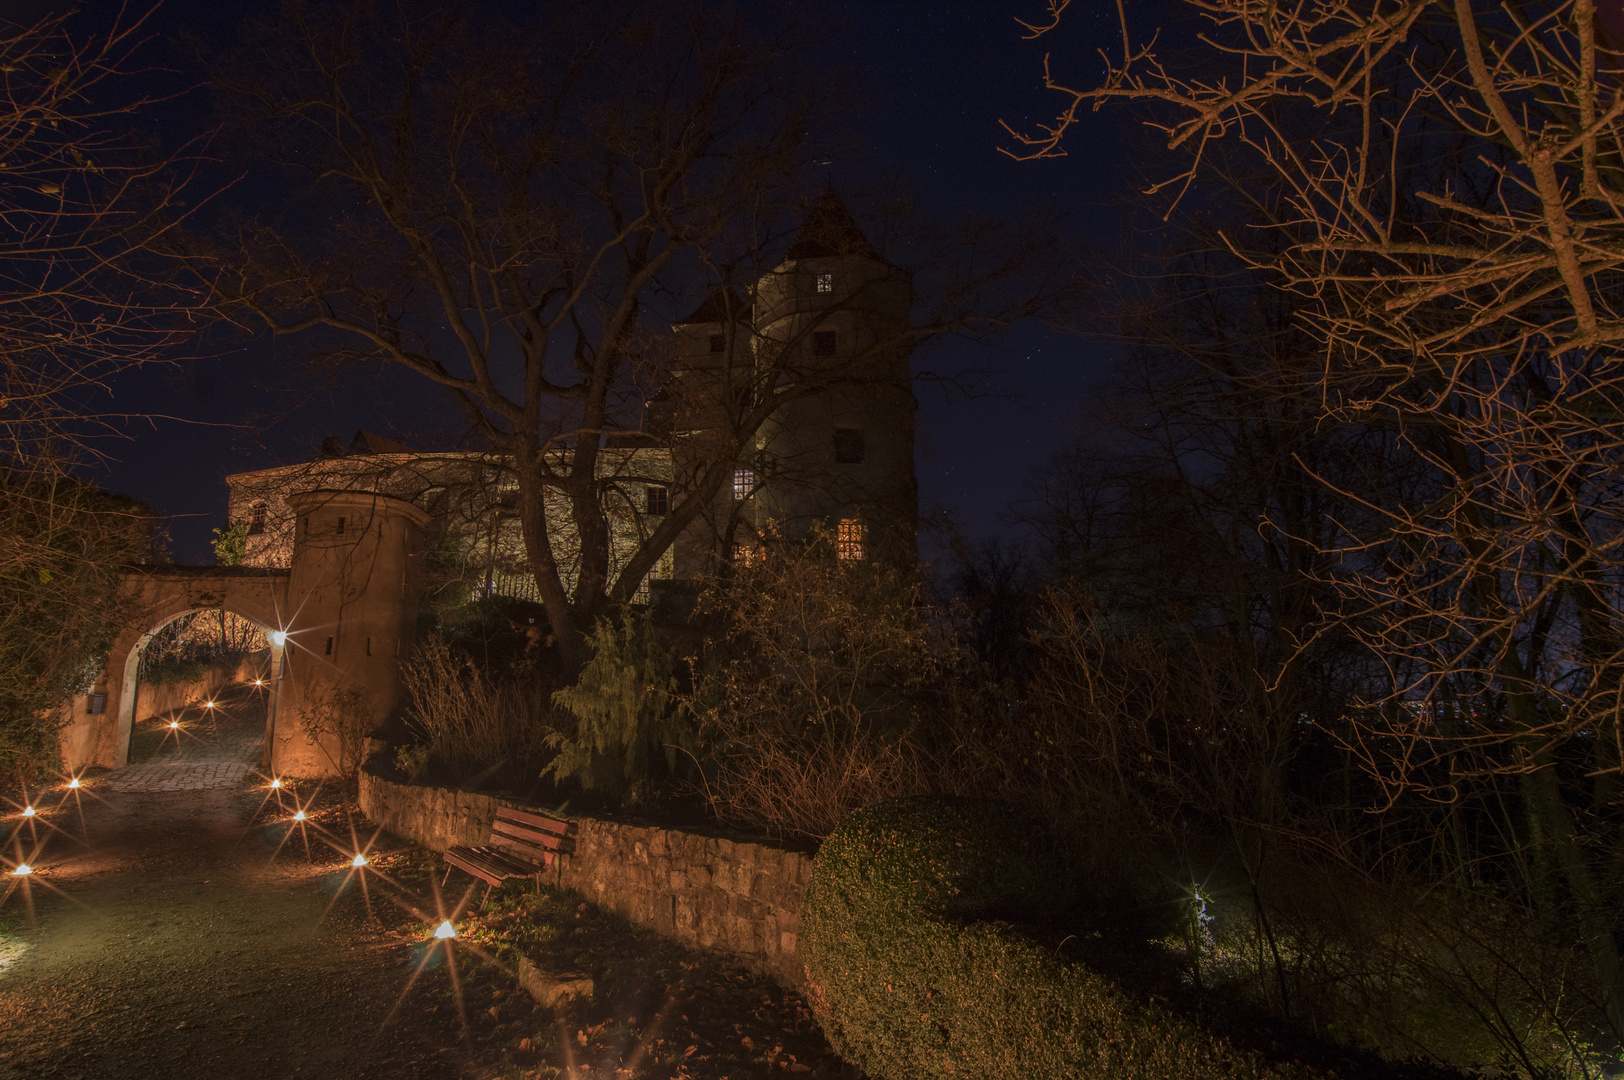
top-left (674, 288), bottom-right (750, 326)
top-left (785, 191), bottom-right (879, 261)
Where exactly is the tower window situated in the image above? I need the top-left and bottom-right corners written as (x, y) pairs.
top-left (816, 273), bottom-right (833, 294)
top-left (646, 485), bottom-right (669, 516)
top-left (325, 636), bottom-right (335, 655)
top-left (813, 330), bottom-right (837, 357)
top-left (335, 516), bottom-right (346, 535)
top-left (834, 428), bottom-right (865, 464)
top-left (708, 333), bottom-right (725, 353)
top-left (733, 468), bottom-right (755, 501)
top-left (248, 502), bottom-right (267, 535)
top-left (837, 518), bottom-right (866, 561)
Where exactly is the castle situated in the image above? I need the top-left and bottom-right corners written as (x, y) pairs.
top-left (55, 193), bottom-right (919, 778)
top-left (224, 191), bottom-right (919, 595)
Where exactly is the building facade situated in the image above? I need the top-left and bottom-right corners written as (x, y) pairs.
top-left (225, 192), bottom-right (918, 603)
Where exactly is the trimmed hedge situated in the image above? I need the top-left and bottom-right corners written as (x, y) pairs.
top-left (801, 796), bottom-right (1308, 1080)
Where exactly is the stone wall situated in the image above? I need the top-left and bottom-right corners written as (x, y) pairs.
top-left (358, 767), bottom-right (812, 989)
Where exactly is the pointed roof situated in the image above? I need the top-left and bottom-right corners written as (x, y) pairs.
top-left (349, 429), bottom-right (415, 455)
top-left (785, 191), bottom-right (879, 261)
top-left (674, 288), bottom-right (750, 326)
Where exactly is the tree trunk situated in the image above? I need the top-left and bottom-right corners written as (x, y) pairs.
top-left (515, 468), bottom-right (586, 670)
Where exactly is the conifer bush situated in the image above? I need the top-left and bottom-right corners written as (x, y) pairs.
top-left (800, 796), bottom-right (1307, 1080)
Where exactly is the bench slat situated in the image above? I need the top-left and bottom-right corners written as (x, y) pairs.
top-left (491, 817), bottom-right (571, 851)
top-left (445, 847), bottom-right (508, 886)
top-left (443, 807), bottom-right (575, 887)
top-left (495, 806), bottom-right (571, 836)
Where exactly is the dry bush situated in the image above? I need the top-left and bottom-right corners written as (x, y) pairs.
top-left (683, 530), bottom-right (968, 839)
top-left (399, 635), bottom-right (563, 787)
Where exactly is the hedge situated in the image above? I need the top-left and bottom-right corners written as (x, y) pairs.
top-left (800, 796), bottom-right (1309, 1080)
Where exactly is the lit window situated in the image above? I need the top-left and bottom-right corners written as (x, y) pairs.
top-left (708, 333), bottom-right (725, 353)
top-left (837, 518), bottom-right (865, 561)
top-left (248, 502), bottom-right (267, 535)
top-left (733, 543), bottom-right (763, 567)
top-left (834, 428), bottom-right (865, 464)
top-left (813, 330), bottom-right (837, 357)
top-left (86, 693), bottom-right (106, 715)
top-left (733, 468), bottom-right (755, 501)
top-left (646, 485), bottom-right (669, 516)
top-left (816, 273), bottom-right (833, 294)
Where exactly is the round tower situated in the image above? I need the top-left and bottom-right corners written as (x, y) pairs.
top-left (273, 489), bottom-right (429, 776)
top-left (751, 192), bottom-right (918, 565)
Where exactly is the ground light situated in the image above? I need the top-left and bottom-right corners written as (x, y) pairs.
top-left (169, 721), bottom-right (179, 730)
top-left (66, 778), bottom-right (79, 790)
top-left (434, 920), bottom-right (456, 940)
top-left (293, 810), bottom-right (306, 821)
top-left (351, 853), bottom-right (368, 867)
top-left (270, 778), bottom-right (281, 789)
top-left (10, 864), bottom-right (30, 876)
top-left (20, 806), bottom-right (34, 817)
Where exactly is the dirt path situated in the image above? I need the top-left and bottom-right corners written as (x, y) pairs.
top-left (0, 685), bottom-right (488, 1080)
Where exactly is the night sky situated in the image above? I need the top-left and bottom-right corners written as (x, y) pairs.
top-left (22, 0), bottom-right (1154, 564)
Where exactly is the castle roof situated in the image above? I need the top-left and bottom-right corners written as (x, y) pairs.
top-left (674, 288), bottom-right (750, 326)
top-left (785, 191), bottom-right (879, 261)
top-left (348, 429), bottom-right (415, 455)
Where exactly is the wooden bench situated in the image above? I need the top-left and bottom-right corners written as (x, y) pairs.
top-left (444, 806), bottom-right (574, 887)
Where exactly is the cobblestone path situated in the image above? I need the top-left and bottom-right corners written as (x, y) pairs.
top-left (102, 685), bottom-right (266, 792)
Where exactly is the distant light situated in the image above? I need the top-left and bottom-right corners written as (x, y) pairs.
top-left (10, 864), bottom-right (31, 876)
top-left (270, 778), bottom-right (282, 789)
top-left (169, 721), bottom-right (179, 730)
top-left (67, 778), bottom-right (80, 789)
top-left (269, 631), bottom-right (287, 648)
top-left (205, 700), bottom-right (216, 709)
top-left (20, 805), bottom-right (35, 817)
top-left (351, 853), bottom-right (368, 867)
top-left (293, 810), bottom-right (306, 821)
top-left (253, 680), bottom-right (265, 687)
top-left (434, 920), bottom-right (456, 940)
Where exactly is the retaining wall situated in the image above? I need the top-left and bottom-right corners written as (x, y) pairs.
top-left (358, 767), bottom-right (813, 989)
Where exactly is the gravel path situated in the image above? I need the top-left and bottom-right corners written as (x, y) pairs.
top-left (0, 686), bottom-right (491, 1080)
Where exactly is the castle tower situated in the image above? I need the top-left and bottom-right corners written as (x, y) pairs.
top-left (750, 192), bottom-right (918, 565)
top-left (660, 289), bottom-right (756, 576)
top-left (272, 489), bottom-right (429, 776)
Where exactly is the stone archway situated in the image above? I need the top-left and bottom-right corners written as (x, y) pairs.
top-left (59, 491), bottom-right (430, 779)
top-left (59, 566), bottom-right (291, 771)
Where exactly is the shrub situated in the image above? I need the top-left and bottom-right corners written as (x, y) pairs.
top-left (546, 608), bottom-right (692, 801)
top-left (800, 796), bottom-right (1306, 1080)
top-left (399, 634), bottom-right (562, 787)
top-left (684, 531), bottom-right (970, 837)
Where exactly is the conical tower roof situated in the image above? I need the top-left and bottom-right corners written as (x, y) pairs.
top-left (785, 191), bottom-right (879, 261)
top-left (674, 288), bottom-right (750, 326)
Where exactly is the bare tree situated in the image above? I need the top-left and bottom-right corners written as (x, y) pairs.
top-left (1002, 0), bottom-right (1624, 1039)
top-left (0, 8), bottom-right (207, 786)
top-left (217, 0), bottom-right (1055, 666)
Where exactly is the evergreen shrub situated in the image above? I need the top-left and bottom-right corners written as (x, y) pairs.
top-left (800, 796), bottom-right (1307, 1080)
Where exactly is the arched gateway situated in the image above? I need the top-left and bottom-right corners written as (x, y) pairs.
top-left (59, 491), bottom-right (430, 779)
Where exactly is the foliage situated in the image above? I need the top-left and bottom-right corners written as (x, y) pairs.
top-left (801, 796), bottom-right (1301, 1080)
top-left (0, 476), bottom-right (152, 786)
top-left (211, 520), bottom-right (248, 566)
top-left (393, 743), bottom-right (429, 782)
top-left (399, 635), bottom-right (563, 788)
top-left (546, 608), bottom-right (692, 802)
top-left (682, 529), bottom-right (970, 838)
